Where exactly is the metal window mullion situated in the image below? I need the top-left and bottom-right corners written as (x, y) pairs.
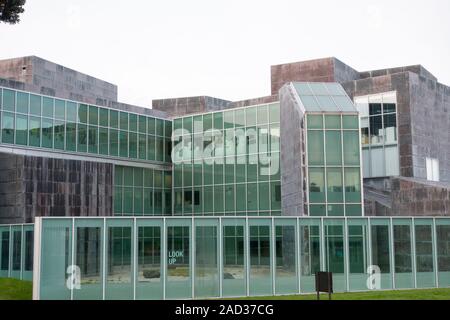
top-left (296, 217), bottom-right (301, 294)
top-left (8, 225), bottom-right (12, 278)
top-left (133, 217), bottom-right (137, 300)
top-left (20, 224), bottom-right (24, 280)
top-left (245, 217), bottom-right (249, 297)
top-left (191, 216), bottom-right (195, 299)
top-left (367, 218), bottom-right (373, 274)
top-left (320, 217), bottom-right (325, 271)
top-left (389, 217), bottom-right (395, 289)
top-left (71, 218), bottom-right (75, 300)
top-left (344, 217), bottom-right (350, 292)
top-left (162, 217), bottom-right (166, 300)
top-left (219, 217), bottom-right (223, 298)
top-left (432, 218), bottom-right (439, 288)
top-left (411, 218), bottom-right (417, 289)
top-left (322, 115), bottom-right (328, 216)
top-left (271, 217), bottom-right (275, 295)
top-left (102, 217), bottom-right (106, 300)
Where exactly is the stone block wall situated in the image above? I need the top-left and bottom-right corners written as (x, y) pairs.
top-left (0, 56), bottom-right (118, 105)
top-left (0, 152), bottom-right (113, 224)
top-left (279, 83), bottom-right (306, 216)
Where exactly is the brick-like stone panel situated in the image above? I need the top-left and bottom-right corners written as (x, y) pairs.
top-left (0, 152), bottom-right (113, 224)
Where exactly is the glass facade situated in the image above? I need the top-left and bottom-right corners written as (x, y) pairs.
top-left (27, 216), bottom-right (450, 300)
top-left (113, 166), bottom-right (172, 216)
top-left (354, 92), bottom-right (399, 178)
top-left (0, 87), bottom-right (171, 164)
top-left (306, 114), bottom-right (363, 216)
top-left (172, 103), bottom-right (281, 216)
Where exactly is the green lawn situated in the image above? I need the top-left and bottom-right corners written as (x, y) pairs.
top-left (234, 288), bottom-right (450, 300)
top-left (0, 278), bottom-right (33, 300)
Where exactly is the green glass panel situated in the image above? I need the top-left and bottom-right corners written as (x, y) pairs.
top-left (134, 187), bottom-right (143, 214)
top-left (129, 114), bottom-right (137, 132)
top-left (115, 166), bottom-right (123, 185)
top-left (55, 99), bottom-right (65, 120)
top-left (203, 113), bottom-right (213, 131)
top-left (183, 163), bottom-right (192, 187)
top-left (143, 168), bottom-right (153, 188)
top-left (156, 119), bottom-right (164, 136)
top-left (114, 187), bottom-right (123, 214)
top-left (129, 132), bottom-right (137, 158)
top-left (247, 183), bottom-right (258, 211)
top-left (109, 129), bottom-right (119, 156)
top-left (307, 115), bottom-right (323, 129)
top-left (327, 168), bottom-right (343, 203)
top-left (343, 115), bottom-right (359, 129)
top-left (42, 97), bottom-right (54, 118)
top-left (325, 131), bottom-right (342, 165)
top-left (143, 189), bottom-right (153, 215)
top-left (164, 171), bottom-right (172, 189)
top-left (77, 124), bottom-right (87, 152)
top-left (147, 135), bottom-right (155, 160)
top-left (233, 184), bottom-right (246, 212)
top-left (325, 115), bottom-right (341, 129)
top-left (119, 131), bottom-right (128, 157)
top-left (2, 112), bottom-right (14, 143)
top-left (309, 167), bottom-right (325, 203)
top-left (156, 137), bottom-right (164, 161)
top-left (54, 120), bottom-right (65, 150)
top-left (120, 112), bottom-right (128, 130)
top-left (3, 89), bottom-right (15, 112)
top-left (30, 94), bottom-right (42, 116)
top-left (269, 103), bottom-right (280, 123)
top-left (213, 112), bottom-right (223, 130)
top-left (148, 118), bottom-right (155, 135)
top-left (98, 108), bottom-right (108, 127)
top-left (327, 204), bottom-right (344, 216)
top-left (275, 224), bottom-right (297, 294)
top-left (223, 111), bottom-right (233, 129)
top-left (234, 109), bottom-right (245, 127)
top-left (99, 127), bottom-right (108, 155)
top-left (257, 105), bottom-right (268, 124)
top-left (343, 131), bottom-right (360, 165)
top-left (154, 171), bottom-right (163, 188)
top-left (183, 117), bottom-right (192, 133)
top-left (66, 123), bottom-right (76, 151)
top-left (236, 156), bottom-right (245, 183)
top-left (245, 107), bottom-right (256, 127)
top-left (345, 168), bottom-right (361, 202)
top-left (17, 92), bottom-right (29, 114)
top-left (110, 110), bottom-right (118, 129)
top-left (29, 116), bottom-right (41, 147)
top-left (214, 163), bottom-right (223, 184)
top-left (164, 120), bottom-right (172, 137)
top-left (15, 114), bottom-right (28, 145)
top-left (138, 115), bottom-right (146, 133)
top-left (247, 154), bottom-right (257, 182)
top-left (123, 187), bottom-right (133, 213)
top-left (138, 134), bottom-right (146, 159)
top-left (66, 102), bottom-right (77, 122)
top-left (78, 104), bottom-right (88, 123)
top-left (42, 118), bottom-right (53, 148)
top-left (310, 204), bottom-right (326, 216)
top-left (214, 185), bottom-right (224, 213)
top-left (88, 126), bottom-right (98, 153)
top-left (259, 182), bottom-right (270, 210)
top-left (307, 130), bottom-right (324, 165)
top-left (346, 204), bottom-right (362, 216)
top-left (271, 181), bottom-right (281, 210)
top-left (225, 184), bottom-right (235, 212)
top-left (123, 167), bottom-right (133, 186)
top-left (249, 223), bottom-right (272, 295)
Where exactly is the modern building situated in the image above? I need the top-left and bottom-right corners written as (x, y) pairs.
top-left (0, 56), bottom-right (449, 300)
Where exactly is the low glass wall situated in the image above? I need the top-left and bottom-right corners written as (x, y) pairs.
top-left (0, 224), bottom-right (34, 281)
top-left (31, 217), bottom-right (450, 300)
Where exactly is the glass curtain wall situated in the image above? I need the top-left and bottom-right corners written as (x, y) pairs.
top-left (172, 103), bottom-right (281, 216)
top-left (113, 166), bottom-right (172, 216)
top-left (0, 87), bottom-right (171, 164)
top-left (306, 113), bottom-right (363, 216)
top-left (355, 92), bottom-right (399, 178)
top-left (34, 217), bottom-right (450, 300)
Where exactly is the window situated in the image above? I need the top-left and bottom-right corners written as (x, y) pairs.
top-left (426, 158), bottom-right (439, 182)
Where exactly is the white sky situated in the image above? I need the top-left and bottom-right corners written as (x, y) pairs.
top-left (1, 0), bottom-right (449, 108)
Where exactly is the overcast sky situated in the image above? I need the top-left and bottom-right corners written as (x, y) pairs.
top-left (1, 0), bottom-right (449, 108)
